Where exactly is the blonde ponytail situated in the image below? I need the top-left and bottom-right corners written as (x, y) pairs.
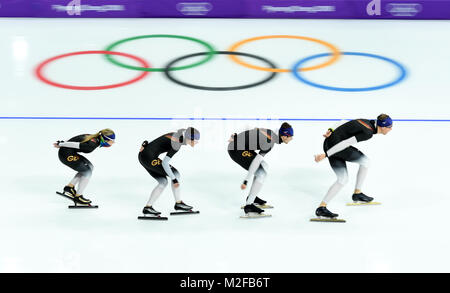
top-left (82, 128), bottom-right (115, 143)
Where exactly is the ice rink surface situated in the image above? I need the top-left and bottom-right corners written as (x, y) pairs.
top-left (0, 18), bottom-right (450, 272)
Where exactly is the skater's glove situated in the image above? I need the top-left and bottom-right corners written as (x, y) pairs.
top-left (53, 141), bottom-right (62, 148)
top-left (228, 133), bottom-right (237, 142)
top-left (142, 140), bottom-right (148, 147)
top-left (172, 178), bottom-right (179, 184)
top-left (323, 129), bottom-right (333, 138)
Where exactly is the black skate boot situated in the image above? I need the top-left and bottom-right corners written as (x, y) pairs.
top-left (254, 196), bottom-right (267, 206)
top-left (246, 195), bottom-right (267, 206)
top-left (73, 194), bottom-right (92, 205)
top-left (244, 204), bottom-right (264, 215)
top-left (142, 206), bottom-right (161, 216)
top-left (174, 201), bottom-right (193, 211)
top-left (311, 206), bottom-right (345, 222)
top-left (352, 193), bottom-right (374, 203)
top-left (63, 185), bottom-right (76, 198)
top-left (138, 206), bottom-right (167, 220)
top-left (315, 206), bottom-right (338, 219)
top-left (242, 196), bottom-right (273, 209)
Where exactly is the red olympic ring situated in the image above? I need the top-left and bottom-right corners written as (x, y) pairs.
top-left (35, 50), bottom-right (151, 90)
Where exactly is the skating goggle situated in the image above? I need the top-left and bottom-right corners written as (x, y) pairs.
top-left (186, 133), bottom-right (200, 141)
top-left (279, 127), bottom-right (294, 137)
top-left (35, 34), bottom-right (407, 93)
top-left (376, 117), bottom-right (393, 128)
top-left (99, 133), bottom-right (115, 147)
top-left (184, 129), bottom-right (200, 141)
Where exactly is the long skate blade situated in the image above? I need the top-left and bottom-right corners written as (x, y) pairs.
top-left (240, 213), bottom-right (272, 219)
top-left (58, 191), bottom-right (95, 208)
top-left (310, 217), bottom-right (346, 223)
top-left (241, 204), bottom-right (274, 209)
top-left (138, 216), bottom-right (168, 221)
top-left (170, 210), bottom-right (200, 216)
top-left (56, 191), bottom-right (75, 201)
top-left (346, 202), bottom-right (381, 206)
top-left (68, 205), bottom-right (98, 209)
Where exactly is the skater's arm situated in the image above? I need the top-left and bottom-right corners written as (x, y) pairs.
top-left (55, 141), bottom-right (80, 149)
top-left (162, 156), bottom-right (178, 184)
top-left (242, 154), bottom-right (264, 187)
top-left (325, 136), bottom-right (358, 157)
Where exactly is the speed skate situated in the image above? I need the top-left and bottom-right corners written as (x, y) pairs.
top-left (56, 191), bottom-right (98, 209)
top-left (170, 210), bottom-right (200, 216)
top-left (170, 201), bottom-right (199, 215)
top-left (310, 217), bottom-right (346, 223)
top-left (346, 202), bottom-right (381, 206)
top-left (138, 215), bottom-right (168, 221)
top-left (240, 213), bottom-right (272, 219)
top-left (241, 204), bottom-right (273, 209)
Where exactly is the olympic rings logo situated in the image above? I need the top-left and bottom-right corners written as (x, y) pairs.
top-left (35, 34), bottom-right (407, 92)
top-left (67, 155), bottom-right (79, 162)
top-left (242, 151), bottom-right (254, 157)
top-left (151, 159), bottom-right (162, 166)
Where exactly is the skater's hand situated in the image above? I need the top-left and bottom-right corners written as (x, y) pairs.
top-left (228, 133), bottom-right (237, 142)
top-left (53, 142), bottom-right (61, 148)
top-left (323, 129), bottom-right (332, 138)
top-left (241, 180), bottom-right (248, 190)
top-left (173, 183), bottom-right (180, 188)
top-left (140, 141), bottom-right (148, 152)
top-left (314, 153), bottom-right (326, 163)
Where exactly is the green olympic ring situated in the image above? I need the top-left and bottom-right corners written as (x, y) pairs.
top-left (104, 34), bottom-right (216, 72)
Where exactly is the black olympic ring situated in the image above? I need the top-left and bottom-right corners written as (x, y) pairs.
top-left (164, 51), bottom-right (278, 91)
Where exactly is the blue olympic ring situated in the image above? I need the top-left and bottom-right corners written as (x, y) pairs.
top-left (291, 52), bottom-right (407, 92)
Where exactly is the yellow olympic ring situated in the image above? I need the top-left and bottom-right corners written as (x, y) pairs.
top-left (242, 151), bottom-right (253, 157)
top-left (228, 35), bottom-right (341, 73)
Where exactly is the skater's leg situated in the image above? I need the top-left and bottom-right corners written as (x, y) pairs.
top-left (339, 147), bottom-right (370, 194)
top-left (171, 168), bottom-right (181, 203)
top-left (171, 166), bottom-right (193, 211)
top-left (345, 150), bottom-right (374, 202)
top-left (62, 173), bottom-right (83, 197)
top-left (169, 169), bottom-right (194, 211)
top-left (59, 151), bottom-right (89, 193)
top-left (76, 161), bottom-right (94, 196)
top-left (246, 163), bottom-right (267, 205)
top-left (69, 173), bottom-right (83, 187)
top-left (146, 177), bottom-right (168, 207)
top-left (140, 154), bottom-right (172, 208)
top-left (354, 155), bottom-right (370, 194)
top-left (320, 158), bottom-right (348, 206)
top-left (77, 170), bottom-right (93, 196)
top-left (142, 156), bottom-right (182, 203)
